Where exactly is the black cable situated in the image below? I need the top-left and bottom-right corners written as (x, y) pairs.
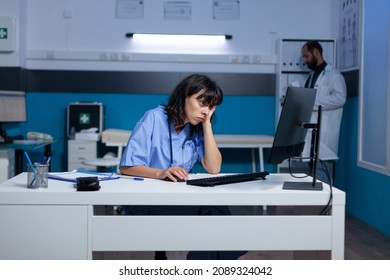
top-left (286, 157), bottom-right (333, 215)
top-left (287, 157), bottom-right (310, 179)
top-left (318, 159), bottom-right (333, 215)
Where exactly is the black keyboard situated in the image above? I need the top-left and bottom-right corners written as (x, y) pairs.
top-left (186, 172), bottom-right (269, 187)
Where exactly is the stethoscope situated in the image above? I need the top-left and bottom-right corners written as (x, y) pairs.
top-left (167, 117), bottom-right (198, 171)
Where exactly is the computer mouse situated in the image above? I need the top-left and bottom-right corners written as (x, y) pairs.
top-left (164, 175), bottom-right (186, 182)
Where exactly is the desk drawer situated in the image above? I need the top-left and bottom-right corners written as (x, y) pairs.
top-left (68, 140), bottom-right (97, 171)
top-left (68, 152), bottom-right (96, 162)
top-left (68, 141), bottom-right (96, 153)
top-left (68, 162), bottom-right (96, 171)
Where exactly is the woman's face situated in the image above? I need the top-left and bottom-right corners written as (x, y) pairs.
top-left (184, 91), bottom-right (213, 125)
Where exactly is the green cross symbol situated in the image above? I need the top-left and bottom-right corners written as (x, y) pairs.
top-left (79, 113), bottom-right (90, 124)
top-left (0, 28), bottom-right (8, 39)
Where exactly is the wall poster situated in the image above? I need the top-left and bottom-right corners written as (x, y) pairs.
top-left (339, 0), bottom-right (360, 70)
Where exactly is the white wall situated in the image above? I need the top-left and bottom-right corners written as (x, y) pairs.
top-left (0, 0), bottom-right (26, 66)
top-left (1, 0), bottom-right (339, 72)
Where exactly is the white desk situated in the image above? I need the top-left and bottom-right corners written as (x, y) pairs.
top-left (0, 173), bottom-right (345, 260)
top-left (215, 134), bottom-right (274, 172)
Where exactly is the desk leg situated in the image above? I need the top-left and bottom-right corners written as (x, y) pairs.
top-left (251, 147), bottom-right (267, 213)
top-left (15, 149), bottom-right (23, 175)
top-left (258, 147), bottom-right (264, 172)
top-left (87, 205), bottom-right (94, 260)
top-left (44, 144), bottom-right (51, 172)
top-left (331, 204), bottom-right (345, 259)
top-left (251, 148), bottom-right (256, 172)
top-left (258, 147), bottom-right (268, 212)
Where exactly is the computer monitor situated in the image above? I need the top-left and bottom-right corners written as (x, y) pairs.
top-left (0, 90), bottom-right (27, 142)
top-left (268, 86), bottom-right (323, 191)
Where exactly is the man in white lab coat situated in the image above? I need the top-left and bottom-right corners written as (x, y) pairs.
top-left (297, 40), bottom-right (347, 184)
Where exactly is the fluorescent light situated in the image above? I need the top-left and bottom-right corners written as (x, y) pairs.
top-left (126, 33), bottom-right (232, 43)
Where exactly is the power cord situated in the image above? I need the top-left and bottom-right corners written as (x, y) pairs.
top-left (318, 159), bottom-right (333, 215)
top-left (286, 157), bottom-right (333, 215)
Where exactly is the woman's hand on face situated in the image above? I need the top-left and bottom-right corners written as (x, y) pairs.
top-left (203, 106), bottom-right (216, 124)
top-left (161, 166), bottom-right (188, 182)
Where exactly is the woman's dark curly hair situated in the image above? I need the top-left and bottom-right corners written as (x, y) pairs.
top-left (165, 74), bottom-right (223, 131)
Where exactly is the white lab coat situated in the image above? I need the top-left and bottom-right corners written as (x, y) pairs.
top-left (301, 64), bottom-right (347, 161)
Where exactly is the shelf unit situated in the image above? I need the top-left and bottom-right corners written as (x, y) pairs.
top-left (67, 139), bottom-right (97, 171)
top-left (275, 38), bottom-right (336, 171)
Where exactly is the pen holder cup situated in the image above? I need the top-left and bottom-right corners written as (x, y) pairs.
top-left (27, 163), bottom-right (50, 189)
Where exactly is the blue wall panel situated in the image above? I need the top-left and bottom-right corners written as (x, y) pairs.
top-left (20, 92), bottom-right (275, 173)
top-left (336, 98), bottom-right (390, 236)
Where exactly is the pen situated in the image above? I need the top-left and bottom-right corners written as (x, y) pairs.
top-left (45, 156), bottom-right (51, 164)
top-left (119, 175), bottom-right (144, 181)
top-left (133, 177), bottom-right (144, 181)
top-left (24, 150), bottom-right (39, 187)
top-left (24, 151), bottom-right (36, 174)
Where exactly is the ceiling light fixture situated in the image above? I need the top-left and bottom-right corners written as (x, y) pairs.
top-left (126, 33), bottom-right (232, 42)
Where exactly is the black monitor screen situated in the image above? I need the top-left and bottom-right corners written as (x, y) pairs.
top-left (268, 87), bottom-right (316, 164)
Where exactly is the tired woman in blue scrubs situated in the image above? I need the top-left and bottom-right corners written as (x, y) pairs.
top-left (119, 74), bottom-right (246, 260)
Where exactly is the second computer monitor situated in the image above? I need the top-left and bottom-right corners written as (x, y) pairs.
top-left (268, 86), bottom-right (316, 165)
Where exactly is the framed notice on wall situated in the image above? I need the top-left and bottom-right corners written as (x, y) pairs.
top-left (338, 0), bottom-right (360, 70)
top-left (213, 0), bottom-right (240, 20)
top-left (164, 1), bottom-right (191, 20)
top-left (116, 0), bottom-right (144, 19)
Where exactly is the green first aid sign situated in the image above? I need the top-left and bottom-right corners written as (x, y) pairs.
top-left (79, 113), bottom-right (90, 124)
top-left (0, 28), bottom-right (8, 39)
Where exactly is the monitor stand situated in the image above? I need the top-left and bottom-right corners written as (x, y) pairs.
top-left (283, 106), bottom-right (323, 191)
top-left (282, 181), bottom-right (323, 191)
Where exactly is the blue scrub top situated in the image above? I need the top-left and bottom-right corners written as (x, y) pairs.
top-left (119, 105), bottom-right (204, 171)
